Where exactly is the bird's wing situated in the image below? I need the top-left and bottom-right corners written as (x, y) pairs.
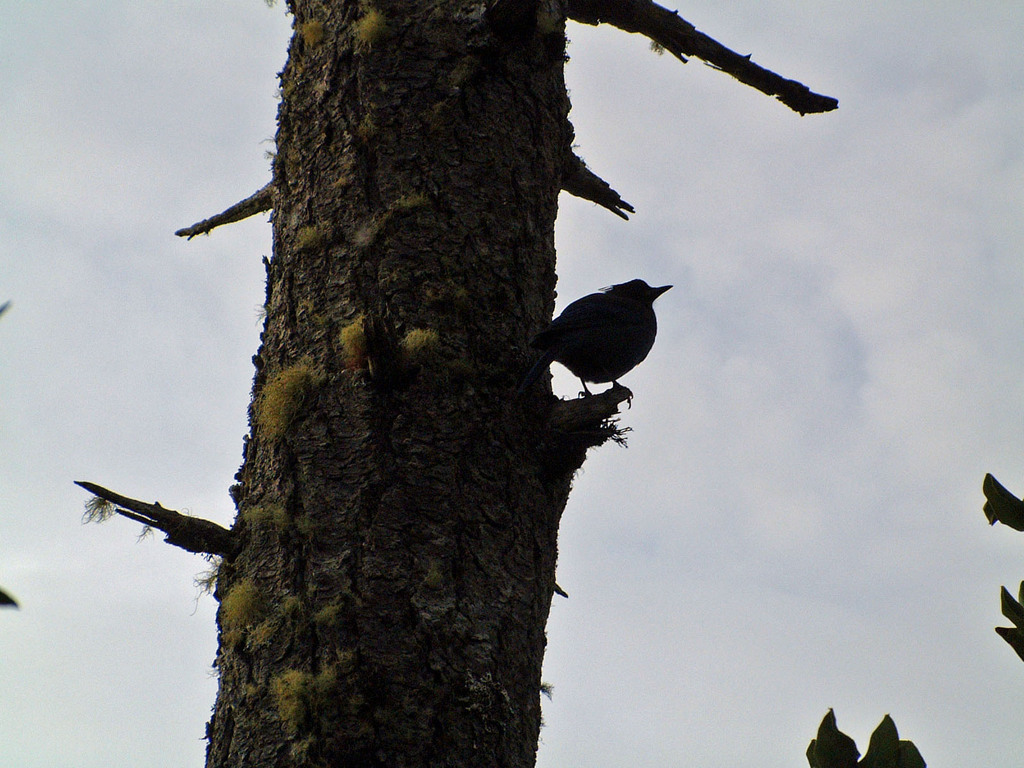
top-left (516, 347), bottom-right (559, 394)
top-left (532, 295), bottom-right (643, 348)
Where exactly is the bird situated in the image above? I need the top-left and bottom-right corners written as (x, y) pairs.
top-left (518, 279), bottom-right (671, 395)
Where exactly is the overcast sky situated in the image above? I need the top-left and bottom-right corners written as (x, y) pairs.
top-left (3, 2), bottom-right (1024, 766)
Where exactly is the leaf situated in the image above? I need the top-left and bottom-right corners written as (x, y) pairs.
top-left (995, 626), bottom-right (1024, 663)
top-left (982, 474), bottom-right (1024, 531)
top-left (807, 709), bottom-right (860, 768)
top-left (1000, 586), bottom-right (1024, 629)
top-left (897, 740), bottom-right (927, 768)
top-left (996, 586), bottom-right (1024, 662)
top-left (860, 714), bottom-right (899, 768)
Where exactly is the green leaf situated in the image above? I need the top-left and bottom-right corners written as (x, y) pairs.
top-left (982, 474), bottom-right (1024, 532)
top-left (807, 710), bottom-right (860, 768)
top-left (897, 740), bottom-right (927, 768)
top-left (808, 739), bottom-right (819, 768)
top-left (1001, 586), bottom-right (1024, 629)
top-left (996, 586), bottom-right (1024, 662)
top-left (995, 626), bottom-right (1024, 663)
top-left (860, 714), bottom-right (899, 768)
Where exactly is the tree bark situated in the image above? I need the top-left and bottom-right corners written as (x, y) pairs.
top-left (204, 1), bottom-right (596, 765)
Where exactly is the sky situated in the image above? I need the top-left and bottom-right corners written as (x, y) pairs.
top-left (2, 2), bottom-right (1024, 766)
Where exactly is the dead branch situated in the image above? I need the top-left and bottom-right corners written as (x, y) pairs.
top-left (175, 182), bottom-right (275, 240)
top-left (75, 481), bottom-right (238, 558)
top-left (538, 384), bottom-right (633, 474)
top-left (549, 382), bottom-right (633, 434)
top-left (568, 0), bottom-right (838, 115)
top-left (562, 153), bottom-right (634, 219)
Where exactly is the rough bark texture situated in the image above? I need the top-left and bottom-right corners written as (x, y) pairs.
top-left (204, 1), bottom-right (586, 766)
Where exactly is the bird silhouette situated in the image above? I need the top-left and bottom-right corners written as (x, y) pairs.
top-left (518, 279), bottom-right (671, 395)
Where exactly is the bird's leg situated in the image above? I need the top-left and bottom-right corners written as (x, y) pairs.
top-left (577, 379), bottom-right (592, 397)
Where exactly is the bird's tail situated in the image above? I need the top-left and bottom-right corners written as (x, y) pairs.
top-left (516, 348), bottom-right (558, 396)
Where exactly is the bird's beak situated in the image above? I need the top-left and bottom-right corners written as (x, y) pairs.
top-left (652, 285), bottom-right (672, 300)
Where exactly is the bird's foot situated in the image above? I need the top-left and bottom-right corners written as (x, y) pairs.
top-left (610, 381), bottom-right (632, 408)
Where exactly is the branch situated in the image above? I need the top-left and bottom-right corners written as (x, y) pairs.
top-left (561, 153), bottom-right (634, 219)
top-left (548, 382), bottom-right (634, 438)
top-left (539, 384), bottom-right (634, 475)
top-left (75, 481), bottom-right (238, 558)
top-left (567, 0), bottom-right (838, 115)
top-left (175, 182), bottom-right (275, 240)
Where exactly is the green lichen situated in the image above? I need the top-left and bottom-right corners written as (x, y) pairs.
top-left (339, 315), bottom-right (367, 369)
top-left (295, 515), bottom-right (317, 537)
top-left (297, 298), bottom-right (328, 329)
top-left (400, 327), bottom-right (441, 366)
top-left (195, 557), bottom-right (223, 595)
top-left (82, 496), bottom-right (116, 524)
top-left (242, 503), bottom-right (290, 532)
top-left (296, 226), bottom-right (324, 251)
top-left (221, 579), bottom-right (265, 629)
top-left (394, 192), bottom-right (428, 211)
top-left (249, 618), bottom-right (278, 648)
top-left (271, 666), bottom-right (339, 733)
top-left (352, 8), bottom-right (390, 50)
top-left (282, 595), bottom-right (304, 619)
top-left (300, 20), bottom-right (324, 47)
top-left (255, 361), bottom-right (325, 440)
top-left (314, 602), bottom-right (343, 627)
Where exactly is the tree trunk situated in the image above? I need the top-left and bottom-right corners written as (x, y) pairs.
top-left (68, 0), bottom-right (836, 762)
top-left (205, 1), bottom-right (587, 765)
top-left (68, 1), bottom-right (839, 763)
